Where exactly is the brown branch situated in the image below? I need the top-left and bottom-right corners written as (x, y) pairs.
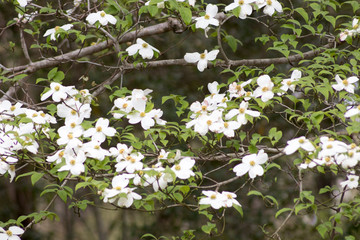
top-left (5, 18), bottom-right (186, 75)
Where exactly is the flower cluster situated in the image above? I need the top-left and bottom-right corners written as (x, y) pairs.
top-left (225, 0), bottom-right (283, 19)
top-left (284, 136), bottom-right (360, 188)
top-left (126, 38), bottom-right (160, 60)
top-left (0, 100), bottom-right (56, 182)
top-left (199, 190), bottom-right (241, 209)
top-left (111, 88), bottom-right (166, 130)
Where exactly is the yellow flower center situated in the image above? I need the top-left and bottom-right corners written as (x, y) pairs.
top-left (175, 165), bottom-right (181, 171)
top-left (94, 145), bottom-right (100, 150)
top-left (238, 0), bottom-right (244, 5)
top-left (70, 159), bottom-right (76, 165)
top-left (325, 156), bottom-right (331, 162)
top-left (210, 194), bottom-right (217, 199)
top-left (126, 156), bottom-right (132, 161)
top-left (262, 86), bottom-right (269, 92)
top-left (267, 0), bottom-right (272, 5)
top-left (286, 80), bottom-right (292, 86)
top-left (207, 120), bottom-right (212, 126)
top-left (130, 158), bottom-right (136, 163)
top-left (249, 160), bottom-right (255, 166)
top-left (96, 126), bottom-right (102, 132)
top-left (222, 98), bottom-right (227, 103)
top-left (140, 112), bottom-right (146, 117)
top-left (159, 155), bottom-right (164, 159)
top-left (342, 79), bottom-right (348, 86)
top-left (10, 165), bottom-right (15, 171)
top-left (227, 194), bottom-right (233, 199)
top-left (67, 133), bottom-right (73, 139)
top-left (40, 113), bottom-right (46, 117)
top-left (32, 113), bottom-right (38, 117)
top-left (100, 12), bottom-right (106, 17)
top-left (239, 108), bottom-right (245, 114)
top-left (224, 122), bottom-right (229, 128)
top-left (201, 105), bottom-right (207, 111)
top-left (298, 138), bottom-right (305, 144)
top-left (350, 143), bottom-right (356, 149)
top-left (71, 110), bottom-right (77, 115)
top-left (200, 53), bottom-right (206, 59)
top-left (119, 149), bottom-right (125, 154)
top-left (305, 159), bottom-right (311, 164)
top-left (354, 24), bottom-right (359, 29)
top-left (357, 105), bottom-right (360, 110)
top-left (54, 26), bottom-right (60, 31)
top-left (55, 85), bottom-right (60, 91)
top-left (70, 122), bottom-right (76, 128)
top-left (204, 14), bottom-right (210, 20)
top-left (115, 186), bottom-right (121, 190)
top-left (349, 152), bottom-right (354, 157)
top-left (58, 151), bottom-right (64, 157)
top-left (329, 138), bottom-right (334, 141)
top-left (245, 92), bottom-right (251, 96)
top-left (122, 103), bottom-right (128, 108)
top-left (142, 43), bottom-right (148, 48)
top-left (326, 144), bottom-right (332, 149)
top-left (6, 230), bottom-right (12, 236)
top-left (236, 85), bottom-right (242, 91)
top-left (10, 106), bottom-right (16, 111)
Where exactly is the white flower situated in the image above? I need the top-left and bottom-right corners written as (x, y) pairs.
top-left (221, 191), bottom-right (241, 207)
top-left (112, 97), bottom-right (133, 119)
top-left (253, 75), bottom-right (274, 102)
top-left (332, 75), bottom-right (359, 93)
top-left (126, 38), bottom-right (160, 59)
top-left (225, 101), bottom-right (260, 125)
top-left (109, 143), bottom-right (133, 162)
top-left (171, 157), bottom-right (195, 179)
top-left (103, 175), bottom-right (129, 202)
top-left (115, 152), bottom-right (144, 173)
top-left (199, 190), bottom-right (227, 209)
top-left (225, 0), bottom-right (255, 19)
top-left (83, 141), bottom-right (110, 161)
top-left (195, 4), bottom-right (219, 29)
top-left (299, 159), bottom-right (316, 169)
top-left (228, 79), bottom-right (252, 99)
top-left (127, 110), bottom-right (156, 130)
top-left (283, 136), bottom-right (315, 155)
top-left (318, 137), bottom-right (348, 158)
top-left (116, 187), bottom-right (142, 208)
top-left (233, 149), bottom-right (268, 179)
top-left (278, 69), bottom-right (301, 95)
top-left (41, 82), bottom-right (75, 102)
top-left (340, 174), bottom-right (359, 189)
top-left (339, 29), bottom-right (356, 41)
top-left (83, 118), bottom-right (116, 143)
top-left (345, 105), bottom-right (360, 118)
top-left (58, 151), bottom-right (86, 176)
top-left (43, 24), bottom-right (73, 41)
top-left (184, 49), bottom-right (219, 72)
top-left (17, 0), bottom-right (30, 7)
top-left (86, 11), bottom-right (117, 26)
top-left (257, 0), bottom-right (283, 16)
top-left (0, 226), bottom-right (24, 240)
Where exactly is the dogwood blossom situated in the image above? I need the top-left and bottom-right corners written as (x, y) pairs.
top-left (340, 174), bottom-right (359, 189)
top-left (257, 0), bottom-right (283, 16)
top-left (345, 105), bottom-right (360, 118)
top-left (58, 151), bottom-right (86, 176)
top-left (199, 190), bottom-right (227, 209)
top-left (221, 191), bottom-right (241, 207)
top-left (340, 18), bottom-right (360, 41)
top-left (171, 157), bottom-right (195, 179)
top-left (233, 149), bottom-right (268, 179)
top-left (86, 11), bottom-right (117, 26)
top-left (184, 49), bottom-right (219, 72)
top-left (253, 75), bottom-right (274, 102)
top-left (126, 38), bottom-right (159, 59)
top-left (195, 4), bottom-right (219, 29)
top-left (225, 0), bottom-right (255, 19)
top-left (278, 69), bottom-right (301, 95)
top-left (17, 0), bottom-right (30, 7)
top-left (115, 152), bottom-right (144, 173)
top-left (228, 80), bottom-right (252, 99)
top-left (116, 187), bottom-right (142, 208)
top-left (332, 75), bottom-right (359, 93)
top-left (225, 101), bottom-right (260, 125)
top-left (0, 226), bottom-right (24, 240)
top-left (83, 118), bottom-right (116, 143)
top-left (41, 82), bottom-right (75, 102)
top-left (43, 24), bottom-right (73, 41)
top-left (284, 136), bottom-right (315, 155)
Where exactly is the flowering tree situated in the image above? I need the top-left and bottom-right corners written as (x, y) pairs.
top-left (1, 0), bottom-right (360, 239)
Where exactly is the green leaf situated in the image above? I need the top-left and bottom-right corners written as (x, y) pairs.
top-left (233, 204), bottom-right (243, 217)
top-left (295, 8), bottom-right (308, 23)
top-left (48, 67), bottom-right (58, 80)
top-left (275, 208), bottom-right (292, 218)
top-left (201, 222), bottom-right (216, 234)
top-left (31, 172), bottom-right (44, 186)
top-left (179, 6), bottom-right (192, 25)
top-left (247, 190), bottom-right (263, 197)
top-left (57, 189), bottom-right (68, 203)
